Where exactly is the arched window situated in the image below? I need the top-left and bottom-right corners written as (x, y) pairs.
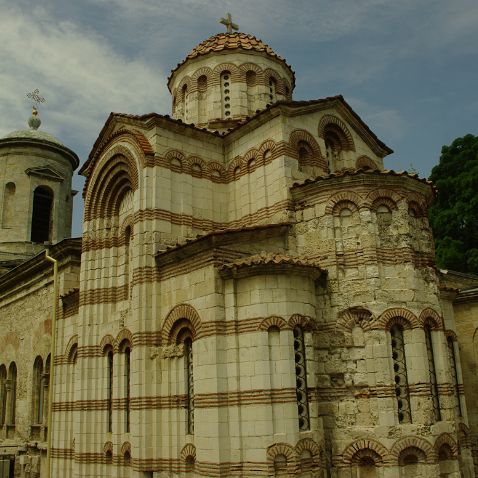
top-left (293, 326), bottom-right (310, 430)
top-left (2, 182), bottom-right (15, 228)
top-left (424, 324), bottom-right (441, 421)
top-left (0, 365), bottom-right (6, 426)
top-left (181, 84), bottom-right (188, 120)
top-left (324, 126), bottom-right (344, 170)
top-left (106, 348), bottom-right (114, 433)
top-left (447, 336), bottom-right (462, 416)
top-left (390, 325), bottom-right (411, 424)
top-left (32, 356), bottom-right (43, 424)
top-left (398, 447), bottom-right (426, 477)
top-left (120, 342), bottom-right (131, 433)
top-left (273, 454), bottom-right (288, 477)
top-left (298, 140), bottom-right (313, 170)
top-left (220, 71), bottom-right (231, 118)
top-left (246, 70), bottom-right (257, 114)
top-left (31, 186), bottom-right (53, 242)
top-left (43, 354), bottom-right (51, 425)
top-left (7, 362), bottom-right (17, 426)
top-left (197, 75), bottom-right (207, 122)
top-left (376, 205), bottom-right (392, 227)
top-left (177, 328), bottom-right (194, 434)
top-left (268, 77), bottom-right (277, 103)
top-left (124, 226), bottom-right (132, 298)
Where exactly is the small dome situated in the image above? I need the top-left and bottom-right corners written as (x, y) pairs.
top-left (169, 32), bottom-right (294, 85)
top-left (3, 129), bottom-right (64, 146)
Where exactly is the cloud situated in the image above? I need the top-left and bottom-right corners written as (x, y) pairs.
top-left (0, 3), bottom-right (169, 156)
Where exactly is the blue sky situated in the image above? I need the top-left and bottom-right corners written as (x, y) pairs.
top-left (1, 0), bottom-right (477, 236)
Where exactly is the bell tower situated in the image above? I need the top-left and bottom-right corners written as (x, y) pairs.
top-left (0, 94), bottom-right (79, 274)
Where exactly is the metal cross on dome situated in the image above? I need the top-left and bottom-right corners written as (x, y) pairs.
top-left (26, 88), bottom-right (46, 106)
top-left (219, 13), bottom-right (239, 33)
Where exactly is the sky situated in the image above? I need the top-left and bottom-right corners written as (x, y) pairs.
top-left (1, 0), bottom-right (477, 237)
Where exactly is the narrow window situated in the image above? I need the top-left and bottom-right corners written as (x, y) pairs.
top-left (298, 141), bottom-right (313, 170)
top-left (390, 325), bottom-right (411, 423)
top-left (124, 346), bottom-right (131, 433)
top-left (197, 75), bottom-right (207, 122)
top-left (220, 71), bottom-right (231, 118)
top-left (124, 226), bottom-right (131, 298)
top-left (185, 337), bottom-right (194, 434)
top-left (181, 84), bottom-right (188, 120)
top-left (42, 355), bottom-right (51, 424)
top-left (268, 77), bottom-right (277, 103)
top-left (7, 362), bottom-right (17, 425)
top-left (32, 356), bottom-right (43, 424)
top-left (246, 70), bottom-right (256, 114)
top-left (447, 336), bottom-right (462, 416)
top-left (293, 326), bottom-right (310, 430)
top-left (0, 365), bottom-right (6, 426)
top-left (31, 186), bottom-right (53, 242)
top-left (424, 325), bottom-right (441, 421)
top-left (2, 182), bottom-right (15, 228)
top-left (107, 350), bottom-right (113, 432)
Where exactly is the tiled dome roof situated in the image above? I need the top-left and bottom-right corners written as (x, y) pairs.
top-left (189, 33), bottom-right (283, 60)
top-left (168, 32), bottom-right (294, 86)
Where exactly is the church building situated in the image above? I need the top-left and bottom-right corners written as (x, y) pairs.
top-left (0, 17), bottom-right (477, 478)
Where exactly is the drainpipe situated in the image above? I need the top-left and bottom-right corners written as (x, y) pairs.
top-left (44, 249), bottom-right (58, 478)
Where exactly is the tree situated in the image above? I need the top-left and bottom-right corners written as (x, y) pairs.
top-left (429, 134), bottom-right (478, 274)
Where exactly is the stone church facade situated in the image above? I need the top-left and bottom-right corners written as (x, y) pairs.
top-left (0, 29), bottom-right (477, 478)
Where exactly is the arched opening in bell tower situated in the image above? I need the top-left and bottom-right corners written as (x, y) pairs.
top-left (31, 185), bottom-right (53, 243)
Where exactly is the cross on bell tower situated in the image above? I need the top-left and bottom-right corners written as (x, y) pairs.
top-left (219, 13), bottom-right (239, 34)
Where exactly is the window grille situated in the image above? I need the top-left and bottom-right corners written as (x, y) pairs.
top-left (390, 325), bottom-right (411, 423)
top-left (185, 338), bottom-right (194, 434)
top-left (293, 327), bottom-right (310, 430)
top-left (447, 337), bottom-right (462, 416)
top-left (425, 325), bottom-right (441, 421)
top-left (107, 351), bottom-right (113, 432)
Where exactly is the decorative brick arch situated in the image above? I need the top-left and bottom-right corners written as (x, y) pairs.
top-left (119, 214), bottom-right (134, 238)
top-left (458, 423), bottom-right (471, 449)
top-left (228, 156), bottom-right (243, 179)
top-left (116, 328), bottom-right (133, 350)
top-left (434, 433), bottom-right (458, 458)
top-left (258, 139), bottom-right (277, 161)
top-left (364, 189), bottom-right (402, 210)
top-left (336, 307), bottom-right (374, 332)
top-left (177, 77), bottom-right (193, 99)
top-left (288, 314), bottom-right (316, 331)
top-left (162, 304), bottom-right (203, 344)
top-left (356, 155), bottom-right (378, 170)
top-left (419, 308), bottom-right (444, 330)
top-left (259, 316), bottom-right (288, 331)
top-left (325, 191), bottom-right (361, 216)
top-left (389, 436), bottom-right (436, 464)
top-left (187, 155), bottom-right (206, 178)
top-left (84, 145), bottom-right (140, 221)
top-left (213, 63), bottom-right (241, 82)
top-left (342, 438), bottom-right (388, 465)
top-left (263, 68), bottom-right (281, 87)
top-left (100, 334), bottom-right (116, 354)
top-left (103, 441), bottom-right (113, 454)
top-left (295, 438), bottom-right (322, 461)
top-left (408, 200), bottom-right (427, 218)
top-left (289, 129), bottom-right (326, 170)
top-left (191, 66), bottom-right (213, 83)
top-left (206, 161), bottom-right (226, 180)
top-left (180, 443), bottom-right (197, 462)
top-left (239, 62), bottom-right (264, 84)
top-left (318, 114), bottom-right (356, 151)
top-left (372, 308), bottom-right (419, 330)
top-left (445, 329), bottom-right (458, 341)
top-left (64, 335), bottom-right (79, 364)
top-left (266, 442), bottom-right (296, 462)
top-left (165, 149), bottom-right (185, 172)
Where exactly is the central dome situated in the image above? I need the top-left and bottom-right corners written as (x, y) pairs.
top-left (168, 32), bottom-right (295, 131)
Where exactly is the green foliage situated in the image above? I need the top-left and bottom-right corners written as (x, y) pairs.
top-left (429, 134), bottom-right (478, 274)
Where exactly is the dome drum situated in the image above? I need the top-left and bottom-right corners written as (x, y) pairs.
top-left (169, 33), bottom-right (294, 131)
